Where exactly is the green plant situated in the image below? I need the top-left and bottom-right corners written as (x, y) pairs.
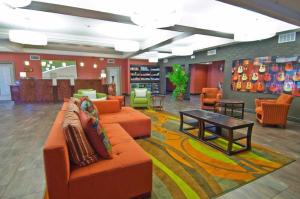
top-left (166, 64), bottom-right (189, 99)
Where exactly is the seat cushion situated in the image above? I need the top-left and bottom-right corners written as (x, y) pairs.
top-left (203, 98), bottom-right (217, 105)
top-left (134, 98), bottom-right (148, 104)
top-left (69, 123), bottom-right (152, 199)
top-left (100, 107), bottom-right (151, 138)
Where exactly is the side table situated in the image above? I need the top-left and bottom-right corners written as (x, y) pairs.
top-left (151, 95), bottom-right (165, 111)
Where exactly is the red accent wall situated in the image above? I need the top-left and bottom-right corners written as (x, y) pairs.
top-left (190, 61), bottom-right (225, 94)
top-left (190, 64), bottom-right (208, 94)
top-left (0, 52), bottom-right (135, 94)
top-left (207, 61), bottom-right (225, 88)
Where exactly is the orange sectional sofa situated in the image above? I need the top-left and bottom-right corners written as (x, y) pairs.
top-left (44, 100), bottom-right (152, 199)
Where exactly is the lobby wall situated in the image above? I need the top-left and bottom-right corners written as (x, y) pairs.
top-left (159, 32), bottom-right (300, 122)
top-left (0, 52), bottom-right (144, 94)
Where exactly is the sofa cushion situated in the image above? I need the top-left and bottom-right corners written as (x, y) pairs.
top-left (100, 107), bottom-right (151, 138)
top-left (63, 109), bottom-right (98, 167)
top-left (79, 111), bottom-right (113, 159)
top-left (134, 98), bottom-right (148, 104)
top-left (69, 125), bottom-right (152, 199)
top-left (135, 88), bottom-right (147, 98)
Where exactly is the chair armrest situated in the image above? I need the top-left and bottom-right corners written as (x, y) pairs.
top-left (217, 93), bottom-right (222, 101)
top-left (93, 100), bottom-right (121, 114)
top-left (255, 99), bottom-right (276, 107)
top-left (146, 91), bottom-right (151, 106)
top-left (130, 91), bottom-right (135, 106)
top-left (96, 92), bottom-right (107, 99)
top-left (261, 103), bottom-right (290, 122)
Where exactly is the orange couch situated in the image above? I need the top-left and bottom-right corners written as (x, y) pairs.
top-left (255, 93), bottom-right (294, 128)
top-left (44, 100), bottom-right (152, 199)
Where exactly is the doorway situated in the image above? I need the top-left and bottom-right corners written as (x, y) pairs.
top-left (165, 66), bottom-right (176, 94)
top-left (106, 66), bottom-right (121, 95)
top-left (0, 63), bottom-right (14, 100)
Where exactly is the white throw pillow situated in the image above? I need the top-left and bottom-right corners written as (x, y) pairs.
top-left (81, 90), bottom-right (97, 99)
top-left (91, 96), bottom-right (107, 101)
top-left (135, 88), bottom-right (147, 98)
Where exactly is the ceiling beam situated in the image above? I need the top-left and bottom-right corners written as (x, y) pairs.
top-left (217, 0), bottom-right (300, 26)
top-left (24, 1), bottom-right (234, 39)
top-left (124, 32), bottom-right (193, 58)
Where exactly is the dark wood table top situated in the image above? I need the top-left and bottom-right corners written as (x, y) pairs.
top-left (218, 99), bottom-right (244, 104)
top-left (180, 109), bottom-right (253, 129)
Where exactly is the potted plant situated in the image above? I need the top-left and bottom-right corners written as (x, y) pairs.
top-left (166, 64), bottom-right (189, 100)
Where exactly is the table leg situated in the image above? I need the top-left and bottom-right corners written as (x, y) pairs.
top-left (199, 120), bottom-right (205, 140)
top-left (227, 129), bottom-right (233, 155)
top-left (231, 105), bottom-right (234, 117)
top-left (241, 103), bottom-right (245, 119)
top-left (246, 125), bottom-right (253, 150)
top-left (179, 113), bottom-right (183, 132)
top-left (224, 104), bottom-right (227, 115)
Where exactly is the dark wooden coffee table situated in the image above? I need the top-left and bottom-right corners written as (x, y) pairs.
top-left (216, 99), bottom-right (245, 119)
top-left (179, 109), bottom-right (254, 155)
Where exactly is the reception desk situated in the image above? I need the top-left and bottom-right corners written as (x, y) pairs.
top-left (10, 79), bottom-right (109, 103)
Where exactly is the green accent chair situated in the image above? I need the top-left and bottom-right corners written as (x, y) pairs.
top-left (130, 88), bottom-right (151, 108)
top-left (73, 89), bottom-right (107, 100)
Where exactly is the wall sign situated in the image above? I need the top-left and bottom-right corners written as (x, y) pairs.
top-left (231, 56), bottom-right (300, 96)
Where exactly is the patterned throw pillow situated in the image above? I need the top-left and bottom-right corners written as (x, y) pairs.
top-left (63, 107), bottom-right (98, 167)
top-left (79, 110), bottom-right (113, 159)
top-left (80, 97), bottom-right (99, 119)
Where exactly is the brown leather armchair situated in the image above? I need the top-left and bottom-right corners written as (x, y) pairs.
top-left (200, 88), bottom-right (222, 110)
top-left (255, 93), bottom-right (293, 128)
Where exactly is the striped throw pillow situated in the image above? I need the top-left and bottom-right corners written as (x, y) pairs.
top-left (63, 106), bottom-right (98, 167)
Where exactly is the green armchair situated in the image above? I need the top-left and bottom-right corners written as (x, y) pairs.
top-left (73, 89), bottom-right (107, 100)
top-left (130, 88), bottom-right (151, 108)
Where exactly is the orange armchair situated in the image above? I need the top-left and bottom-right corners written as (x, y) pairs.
top-left (200, 88), bottom-right (222, 110)
top-left (255, 93), bottom-right (293, 128)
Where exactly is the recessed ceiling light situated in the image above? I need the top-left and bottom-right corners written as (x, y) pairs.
top-left (9, 30), bottom-right (47, 45)
top-left (114, 40), bottom-right (139, 52)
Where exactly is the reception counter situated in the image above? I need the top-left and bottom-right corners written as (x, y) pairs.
top-left (10, 79), bottom-right (109, 103)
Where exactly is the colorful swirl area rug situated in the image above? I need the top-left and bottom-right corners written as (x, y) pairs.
top-left (137, 109), bottom-right (294, 199)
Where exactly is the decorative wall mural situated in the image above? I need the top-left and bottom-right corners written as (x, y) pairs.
top-left (231, 56), bottom-right (300, 96)
top-left (41, 60), bottom-right (77, 85)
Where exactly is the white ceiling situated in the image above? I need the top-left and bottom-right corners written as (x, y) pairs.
top-left (0, 0), bottom-right (298, 59)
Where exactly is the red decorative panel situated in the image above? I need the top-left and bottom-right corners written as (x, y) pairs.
top-left (57, 79), bottom-right (72, 101)
top-left (35, 80), bottom-right (54, 102)
top-left (74, 79), bottom-right (104, 92)
top-left (20, 79), bottom-right (36, 102)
